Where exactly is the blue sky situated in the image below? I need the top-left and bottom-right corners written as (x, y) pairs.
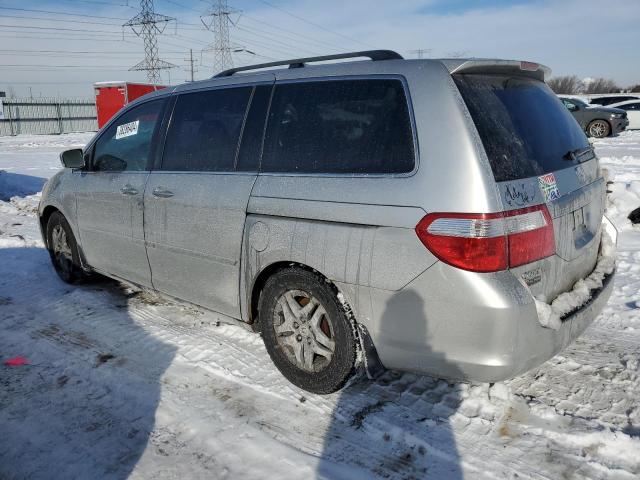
top-left (0, 0), bottom-right (638, 97)
top-left (417, 0), bottom-right (535, 15)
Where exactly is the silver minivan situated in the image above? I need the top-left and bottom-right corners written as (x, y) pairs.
top-left (40, 51), bottom-right (615, 394)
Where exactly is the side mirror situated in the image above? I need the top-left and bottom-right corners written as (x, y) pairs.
top-left (60, 149), bottom-right (85, 169)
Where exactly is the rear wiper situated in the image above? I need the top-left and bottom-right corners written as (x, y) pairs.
top-left (563, 146), bottom-right (594, 162)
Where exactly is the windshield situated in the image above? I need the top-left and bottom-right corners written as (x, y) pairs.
top-left (454, 74), bottom-right (590, 182)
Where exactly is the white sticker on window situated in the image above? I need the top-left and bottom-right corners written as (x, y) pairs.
top-left (115, 120), bottom-right (139, 139)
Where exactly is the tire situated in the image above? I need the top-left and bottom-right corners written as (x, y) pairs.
top-left (258, 268), bottom-right (357, 394)
top-left (587, 119), bottom-right (611, 138)
top-left (46, 211), bottom-right (88, 284)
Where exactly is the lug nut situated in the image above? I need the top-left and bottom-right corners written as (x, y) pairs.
top-left (293, 321), bottom-right (299, 329)
top-left (296, 334), bottom-right (302, 342)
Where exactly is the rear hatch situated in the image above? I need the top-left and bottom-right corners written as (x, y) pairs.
top-left (453, 69), bottom-right (605, 303)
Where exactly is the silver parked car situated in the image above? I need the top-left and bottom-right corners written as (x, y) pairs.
top-left (40, 51), bottom-right (615, 394)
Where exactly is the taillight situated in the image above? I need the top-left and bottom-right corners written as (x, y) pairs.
top-left (415, 205), bottom-right (555, 273)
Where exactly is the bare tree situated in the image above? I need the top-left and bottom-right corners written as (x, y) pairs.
top-left (547, 75), bottom-right (584, 94)
top-left (584, 77), bottom-right (621, 94)
top-left (629, 84), bottom-right (640, 93)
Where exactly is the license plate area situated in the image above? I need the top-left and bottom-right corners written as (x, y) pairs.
top-left (549, 179), bottom-right (604, 261)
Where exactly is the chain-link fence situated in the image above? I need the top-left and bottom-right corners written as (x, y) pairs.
top-left (0, 98), bottom-right (97, 136)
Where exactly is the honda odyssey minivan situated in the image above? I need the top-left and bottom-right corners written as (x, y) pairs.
top-left (40, 51), bottom-right (615, 394)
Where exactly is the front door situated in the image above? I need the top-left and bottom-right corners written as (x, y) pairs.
top-left (76, 98), bottom-right (166, 287)
top-left (144, 84), bottom-right (271, 318)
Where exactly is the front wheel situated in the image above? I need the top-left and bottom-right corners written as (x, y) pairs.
top-left (259, 268), bottom-right (358, 394)
top-left (46, 211), bottom-right (87, 284)
top-left (587, 119), bottom-right (611, 138)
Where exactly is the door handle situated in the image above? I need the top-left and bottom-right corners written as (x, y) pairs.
top-left (152, 187), bottom-right (174, 198)
top-left (120, 185), bottom-right (138, 195)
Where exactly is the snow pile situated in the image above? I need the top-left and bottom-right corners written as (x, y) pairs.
top-left (535, 228), bottom-right (616, 330)
top-left (9, 194), bottom-right (41, 215)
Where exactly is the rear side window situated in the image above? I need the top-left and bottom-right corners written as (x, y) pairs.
top-left (162, 87), bottom-right (252, 172)
top-left (261, 79), bottom-right (415, 174)
top-left (454, 74), bottom-right (590, 182)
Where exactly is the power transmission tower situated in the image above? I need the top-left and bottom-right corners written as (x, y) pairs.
top-left (201, 0), bottom-right (240, 73)
top-left (409, 48), bottom-right (432, 59)
top-left (124, 0), bottom-right (176, 84)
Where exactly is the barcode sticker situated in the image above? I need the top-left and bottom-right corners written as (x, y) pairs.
top-left (115, 120), bottom-right (139, 139)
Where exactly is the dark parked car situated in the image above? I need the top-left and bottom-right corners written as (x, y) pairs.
top-left (560, 97), bottom-right (629, 138)
top-left (589, 95), bottom-right (640, 106)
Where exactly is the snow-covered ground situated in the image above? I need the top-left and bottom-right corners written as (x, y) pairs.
top-left (0, 132), bottom-right (639, 479)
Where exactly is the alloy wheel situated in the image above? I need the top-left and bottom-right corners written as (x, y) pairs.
top-left (51, 224), bottom-right (74, 277)
top-left (589, 120), bottom-right (608, 138)
top-left (273, 289), bottom-right (336, 372)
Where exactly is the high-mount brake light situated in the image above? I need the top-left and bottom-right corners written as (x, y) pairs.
top-left (415, 205), bottom-right (555, 273)
top-left (520, 61), bottom-right (539, 71)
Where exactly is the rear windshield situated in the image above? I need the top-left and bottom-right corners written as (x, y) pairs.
top-left (453, 74), bottom-right (590, 182)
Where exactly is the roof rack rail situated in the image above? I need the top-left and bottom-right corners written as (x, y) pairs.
top-left (213, 50), bottom-right (403, 78)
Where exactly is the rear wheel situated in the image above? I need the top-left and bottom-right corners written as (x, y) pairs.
top-left (259, 268), bottom-right (357, 394)
top-left (587, 119), bottom-right (610, 138)
top-left (46, 211), bottom-right (87, 284)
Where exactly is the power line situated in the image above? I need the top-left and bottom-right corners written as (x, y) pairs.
top-left (160, 0), bottom-right (201, 13)
top-left (0, 23), bottom-right (125, 34)
top-left (229, 32), bottom-right (315, 60)
top-left (3, 63), bottom-right (142, 67)
top-left (173, 32), bottom-right (210, 46)
top-left (0, 4), bottom-right (348, 60)
top-left (0, 0), bottom-right (376, 87)
top-left (0, 33), bottom-right (138, 42)
top-left (0, 14), bottom-right (131, 28)
top-left (0, 48), bottom-right (184, 54)
top-left (234, 24), bottom-right (324, 57)
top-left (60, 0), bottom-right (136, 7)
top-left (256, 0), bottom-right (376, 50)
top-left (1, 81), bottom-right (113, 85)
top-left (0, 6), bottom-right (130, 21)
top-left (239, 15), bottom-right (343, 53)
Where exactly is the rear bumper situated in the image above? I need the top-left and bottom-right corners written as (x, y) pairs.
top-left (504, 269), bottom-right (614, 379)
top-left (365, 260), bottom-right (614, 383)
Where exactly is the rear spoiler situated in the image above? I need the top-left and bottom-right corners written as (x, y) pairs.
top-left (439, 59), bottom-right (551, 82)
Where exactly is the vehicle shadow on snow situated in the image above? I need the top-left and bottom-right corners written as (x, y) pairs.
top-left (0, 171), bottom-right (47, 201)
top-left (319, 290), bottom-right (464, 479)
top-left (0, 247), bottom-right (176, 480)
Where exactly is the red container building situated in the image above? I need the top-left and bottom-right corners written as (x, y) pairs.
top-left (94, 82), bottom-right (167, 128)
